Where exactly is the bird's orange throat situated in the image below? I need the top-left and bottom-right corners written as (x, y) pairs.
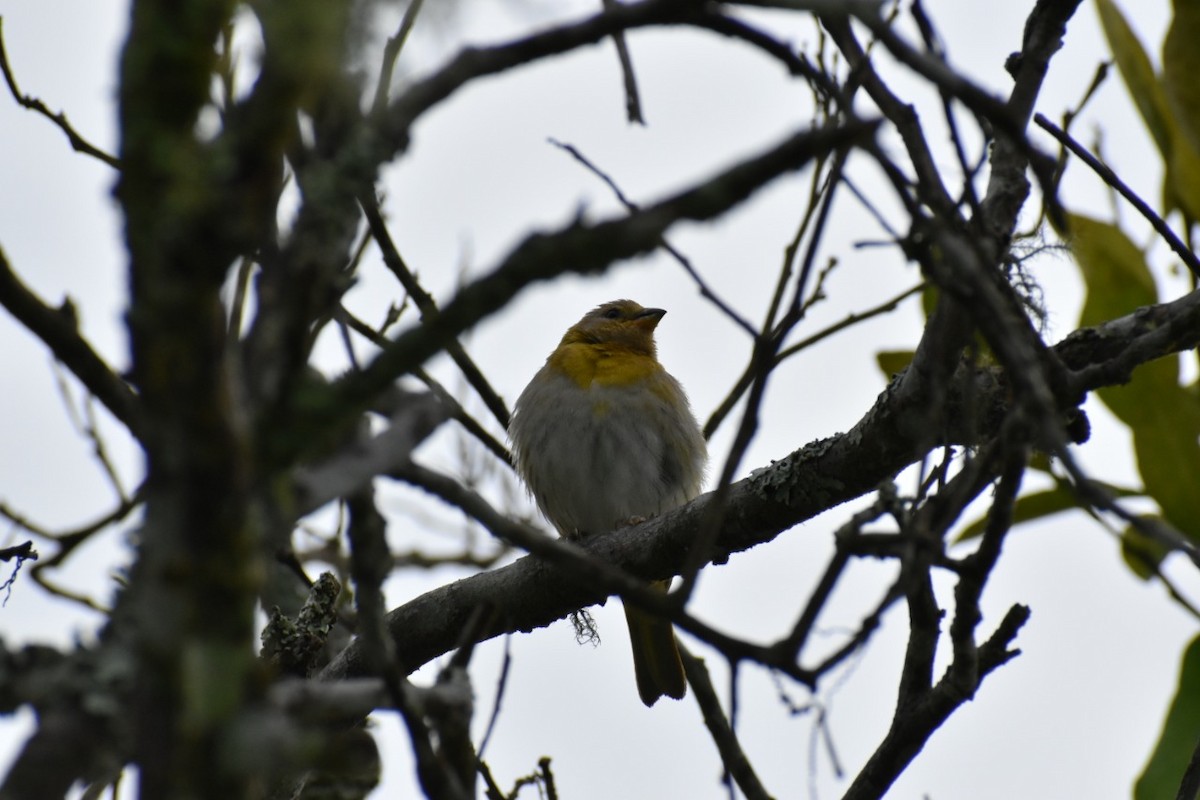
top-left (547, 342), bottom-right (663, 389)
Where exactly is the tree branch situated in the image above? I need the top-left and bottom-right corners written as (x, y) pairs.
top-left (680, 647), bottom-right (773, 800)
top-left (321, 287), bottom-right (1200, 682)
top-left (291, 389), bottom-right (449, 516)
top-left (0, 249), bottom-right (142, 437)
top-left (379, 0), bottom-right (864, 154)
top-left (1035, 112), bottom-right (1200, 279)
top-left (299, 119), bottom-right (878, 453)
top-left (0, 19), bottom-right (120, 168)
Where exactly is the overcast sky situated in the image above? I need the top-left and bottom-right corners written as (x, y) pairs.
top-left (1, 1), bottom-right (1196, 798)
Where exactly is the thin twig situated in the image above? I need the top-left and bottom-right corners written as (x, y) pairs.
top-left (358, 193), bottom-right (513, 429)
top-left (475, 634), bottom-right (512, 759)
top-left (371, 0), bottom-right (426, 117)
top-left (602, 0), bottom-right (645, 123)
top-left (679, 646), bottom-right (773, 800)
top-left (0, 19), bottom-right (119, 168)
top-left (1035, 112), bottom-right (1200, 279)
top-left (21, 490), bottom-right (144, 611)
top-left (770, 140), bottom-right (841, 328)
top-left (346, 488), bottom-right (470, 800)
top-left (1042, 60), bottom-right (1110, 208)
top-left (807, 579), bottom-right (902, 678)
top-left (547, 137), bottom-right (758, 337)
top-left (338, 304), bottom-right (511, 464)
top-left (82, 397), bottom-right (130, 503)
top-left (704, 277), bottom-right (921, 439)
top-left (779, 282), bottom-right (924, 361)
top-left (784, 140), bottom-right (848, 321)
top-left (697, 10), bottom-right (835, 93)
top-left (775, 496), bottom-right (890, 659)
top-left (51, 362), bottom-right (130, 503)
top-left (908, 0), bottom-right (986, 215)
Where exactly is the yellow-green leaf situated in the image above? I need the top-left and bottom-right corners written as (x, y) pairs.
top-left (1095, 0), bottom-right (1174, 154)
top-left (1119, 518), bottom-right (1172, 579)
top-left (1065, 213), bottom-right (1158, 327)
top-left (1093, 0), bottom-right (1200, 221)
top-left (1135, 635), bottom-right (1200, 800)
top-left (956, 481), bottom-right (1141, 542)
top-left (1163, 1), bottom-right (1200, 158)
top-left (876, 350), bottom-right (914, 378)
top-left (1064, 212), bottom-right (1200, 544)
top-left (1063, 213), bottom-right (1166, 425)
top-left (1165, 132), bottom-right (1200, 223)
top-left (1128, 404), bottom-right (1200, 541)
top-left (956, 487), bottom-right (1077, 542)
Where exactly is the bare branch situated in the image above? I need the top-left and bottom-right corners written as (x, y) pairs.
top-left (0, 249), bottom-right (142, 436)
top-left (0, 19), bottom-right (120, 168)
top-left (306, 119), bottom-right (878, 450)
top-left (0, 541), bottom-right (36, 563)
top-left (1035, 112), bottom-right (1200, 279)
top-left (321, 286), bottom-right (1200, 683)
top-left (380, 0), bottom-right (866, 153)
top-left (291, 389), bottom-right (449, 516)
top-left (602, 0), bottom-right (645, 124)
top-left (370, 0), bottom-right (426, 116)
top-left (358, 194), bottom-right (514, 429)
top-left (680, 647), bottom-right (773, 800)
top-left (547, 136), bottom-right (758, 336)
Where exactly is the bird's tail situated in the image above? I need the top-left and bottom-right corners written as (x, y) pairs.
top-left (623, 581), bottom-right (686, 707)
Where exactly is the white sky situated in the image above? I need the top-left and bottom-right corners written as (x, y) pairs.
top-left (1, 1), bottom-right (1197, 798)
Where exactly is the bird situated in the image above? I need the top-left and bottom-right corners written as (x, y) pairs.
top-left (509, 299), bottom-right (708, 706)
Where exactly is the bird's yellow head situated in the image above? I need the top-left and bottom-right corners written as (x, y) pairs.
top-left (558, 299), bottom-right (666, 357)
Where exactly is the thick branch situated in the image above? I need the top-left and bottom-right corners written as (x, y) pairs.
top-left (321, 288), bottom-right (1200, 681)
top-left (114, 1), bottom-right (261, 796)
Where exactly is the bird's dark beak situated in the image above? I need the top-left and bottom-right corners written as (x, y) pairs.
top-left (633, 307), bottom-right (666, 330)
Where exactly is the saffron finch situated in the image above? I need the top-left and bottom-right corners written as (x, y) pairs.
top-left (509, 299), bottom-right (707, 706)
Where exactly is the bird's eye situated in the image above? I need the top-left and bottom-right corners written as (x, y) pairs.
top-left (603, 307), bottom-right (621, 320)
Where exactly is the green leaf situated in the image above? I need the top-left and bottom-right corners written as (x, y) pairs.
top-left (1163, 1), bottom-right (1200, 158)
top-left (875, 350), bottom-right (914, 378)
top-left (1135, 635), bottom-right (1200, 800)
top-left (1066, 213), bottom-right (1158, 326)
top-left (1128, 402), bottom-right (1200, 541)
top-left (956, 487), bottom-right (1077, 542)
top-left (1095, 0), bottom-right (1174, 154)
top-left (955, 481), bottom-right (1141, 542)
top-left (1165, 136), bottom-right (1200, 224)
top-left (1064, 213), bottom-right (1200, 544)
top-left (1063, 213), bottom-right (1169, 423)
top-left (1093, 0), bottom-right (1200, 221)
top-left (1119, 517), bottom-right (1172, 579)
